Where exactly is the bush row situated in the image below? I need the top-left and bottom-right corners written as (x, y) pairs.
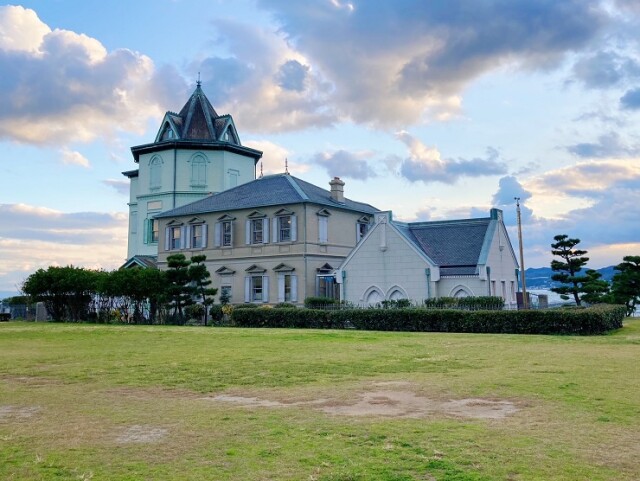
top-left (230, 304), bottom-right (626, 335)
top-left (422, 296), bottom-right (505, 310)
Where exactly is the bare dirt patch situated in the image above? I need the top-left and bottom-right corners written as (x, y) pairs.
top-left (206, 383), bottom-right (518, 420)
top-left (115, 425), bottom-right (168, 444)
top-left (0, 405), bottom-right (41, 422)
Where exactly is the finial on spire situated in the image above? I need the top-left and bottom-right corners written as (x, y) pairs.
top-left (196, 72), bottom-right (201, 88)
top-left (285, 157), bottom-right (289, 175)
top-left (259, 162), bottom-right (263, 178)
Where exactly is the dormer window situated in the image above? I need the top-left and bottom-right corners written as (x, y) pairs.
top-left (161, 125), bottom-right (174, 141)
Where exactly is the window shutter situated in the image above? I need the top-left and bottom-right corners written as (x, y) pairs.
top-left (263, 276), bottom-right (269, 303)
top-left (180, 226), bottom-right (187, 249)
top-left (214, 222), bottom-right (221, 247)
top-left (185, 225), bottom-right (191, 249)
top-left (291, 275), bottom-right (298, 303)
top-left (244, 276), bottom-right (251, 303)
top-left (165, 227), bottom-right (171, 251)
top-left (202, 223), bottom-right (208, 248)
top-left (277, 274), bottom-right (285, 303)
top-left (291, 215), bottom-right (297, 242)
top-left (319, 216), bottom-right (328, 243)
top-left (263, 218), bottom-right (269, 244)
top-left (245, 220), bottom-right (251, 244)
top-left (143, 218), bottom-right (149, 244)
top-left (272, 218), bottom-right (278, 243)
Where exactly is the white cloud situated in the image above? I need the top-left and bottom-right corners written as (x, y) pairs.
top-left (395, 131), bottom-right (507, 184)
top-left (0, 203), bottom-right (127, 291)
top-left (61, 149), bottom-right (90, 168)
top-left (244, 139), bottom-right (311, 176)
top-left (0, 6), bottom-right (170, 146)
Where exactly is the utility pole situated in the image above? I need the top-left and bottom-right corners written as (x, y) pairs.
top-left (515, 197), bottom-right (528, 309)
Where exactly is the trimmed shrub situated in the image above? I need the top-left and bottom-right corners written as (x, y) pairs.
top-left (423, 296), bottom-right (505, 310)
top-left (304, 297), bottom-right (338, 309)
top-left (234, 303), bottom-right (260, 309)
top-left (231, 308), bottom-right (338, 329)
top-left (209, 305), bottom-right (224, 323)
top-left (273, 303), bottom-right (297, 309)
top-left (380, 299), bottom-right (412, 309)
top-left (230, 304), bottom-right (625, 335)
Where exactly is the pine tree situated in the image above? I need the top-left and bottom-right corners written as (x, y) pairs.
top-left (550, 234), bottom-right (590, 306)
top-left (611, 256), bottom-right (640, 316)
top-left (188, 255), bottom-right (217, 326)
top-left (166, 253), bottom-right (192, 324)
top-left (580, 269), bottom-right (610, 305)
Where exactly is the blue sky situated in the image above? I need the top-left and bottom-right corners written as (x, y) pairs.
top-left (1, 0), bottom-right (640, 294)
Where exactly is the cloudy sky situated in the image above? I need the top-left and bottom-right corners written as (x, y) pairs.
top-left (1, 0), bottom-right (639, 294)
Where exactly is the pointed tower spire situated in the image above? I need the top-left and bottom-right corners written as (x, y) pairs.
top-left (285, 157), bottom-right (289, 175)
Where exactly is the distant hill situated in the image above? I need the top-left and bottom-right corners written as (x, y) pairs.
top-left (525, 266), bottom-right (616, 289)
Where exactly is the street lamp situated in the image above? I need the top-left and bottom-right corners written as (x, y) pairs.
top-left (515, 197), bottom-right (529, 309)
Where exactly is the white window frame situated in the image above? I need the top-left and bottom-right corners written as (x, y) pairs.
top-left (277, 273), bottom-right (297, 303)
top-left (244, 275), bottom-right (269, 303)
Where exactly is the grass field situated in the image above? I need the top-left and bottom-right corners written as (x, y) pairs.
top-left (1, 320), bottom-right (639, 480)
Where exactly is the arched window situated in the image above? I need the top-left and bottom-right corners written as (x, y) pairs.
top-left (363, 287), bottom-right (383, 307)
top-left (149, 156), bottom-right (162, 189)
top-left (451, 286), bottom-right (472, 298)
top-left (190, 154), bottom-right (207, 187)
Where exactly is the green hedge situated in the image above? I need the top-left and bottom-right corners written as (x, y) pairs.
top-left (423, 296), bottom-right (505, 310)
top-left (231, 308), bottom-right (337, 329)
top-left (230, 304), bottom-right (625, 335)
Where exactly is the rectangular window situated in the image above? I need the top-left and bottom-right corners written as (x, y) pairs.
top-left (170, 226), bottom-right (181, 250)
top-left (221, 285), bottom-right (232, 302)
top-left (356, 222), bottom-right (368, 242)
top-left (252, 276), bottom-right (263, 301)
top-left (191, 224), bottom-right (203, 248)
top-left (151, 219), bottom-right (159, 243)
top-left (501, 281), bottom-right (507, 300)
top-left (318, 216), bottom-right (328, 243)
top-left (278, 216), bottom-right (291, 242)
top-left (222, 221), bottom-right (232, 247)
top-left (251, 219), bottom-right (263, 244)
top-left (191, 158), bottom-right (207, 187)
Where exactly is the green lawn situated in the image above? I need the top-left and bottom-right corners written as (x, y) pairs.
top-left (1, 320), bottom-right (639, 480)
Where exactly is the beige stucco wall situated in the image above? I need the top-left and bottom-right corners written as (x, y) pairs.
top-left (157, 202), bottom-right (374, 304)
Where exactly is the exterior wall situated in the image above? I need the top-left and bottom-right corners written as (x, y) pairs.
top-left (483, 221), bottom-right (519, 307)
top-left (127, 147), bottom-right (255, 259)
top-left (156, 202), bottom-right (373, 304)
top-left (437, 277), bottom-right (487, 298)
top-left (338, 213), bottom-right (519, 306)
top-left (339, 221), bottom-right (435, 305)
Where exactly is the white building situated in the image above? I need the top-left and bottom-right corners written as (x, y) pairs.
top-left (336, 209), bottom-right (519, 307)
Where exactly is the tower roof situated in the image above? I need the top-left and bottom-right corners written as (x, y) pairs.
top-left (153, 83), bottom-right (241, 145)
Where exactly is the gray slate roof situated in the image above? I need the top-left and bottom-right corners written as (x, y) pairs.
top-left (156, 174), bottom-right (379, 218)
top-left (395, 217), bottom-right (492, 275)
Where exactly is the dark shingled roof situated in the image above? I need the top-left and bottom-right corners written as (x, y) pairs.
top-left (156, 174), bottom-right (379, 218)
top-left (153, 84), bottom-right (240, 144)
top-left (395, 218), bottom-right (491, 272)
